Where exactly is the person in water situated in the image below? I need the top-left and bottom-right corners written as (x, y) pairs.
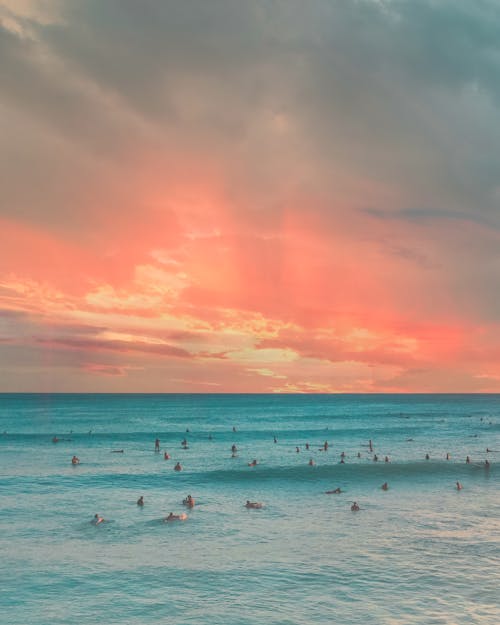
top-left (308, 458), bottom-right (315, 466)
top-left (92, 514), bottom-right (105, 525)
top-left (174, 462), bottom-right (183, 471)
top-left (137, 496), bottom-right (144, 506)
top-left (381, 482), bottom-right (389, 491)
top-left (155, 438), bottom-right (160, 452)
top-left (245, 501), bottom-right (263, 509)
top-left (466, 456), bottom-right (471, 464)
top-left (248, 459), bottom-right (258, 467)
top-left (296, 446), bottom-right (300, 453)
top-left (231, 444), bottom-right (238, 453)
top-left (164, 451), bottom-right (170, 460)
top-left (384, 456), bottom-right (390, 463)
top-left (325, 487), bottom-right (342, 494)
top-left (351, 502), bottom-right (360, 511)
top-left (305, 443), bottom-right (310, 450)
top-left (71, 455), bottom-right (80, 465)
top-left (456, 482), bottom-right (463, 490)
top-left (425, 454), bottom-right (430, 460)
top-left (183, 495), bottom-right (195, 507)
top-left (164, 512), bottom-right (187, 522)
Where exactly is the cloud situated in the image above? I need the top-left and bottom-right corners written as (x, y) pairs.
top-left (0, 0), bottom-right (499, 391)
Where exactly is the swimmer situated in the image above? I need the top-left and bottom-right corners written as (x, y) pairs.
top-left (137, 496), bottom-right (144, 506)
top-left (456, 481), bottom-right (463, 491)
top-left (308, 458), bottom-right (315, 466)
top-left (325, 488), bottom-right (342, 494)
top-left (351, 502), bottom-right (360, 511)
top-left (381, 482), bottom-right (389, 491)
top-left (164, 451), bottom-right (170, 460)
top-left (71, 455), bottom-right (80, 465)
top-left (164, 512), bottom-right (187, 522)
top-left (245, 501), bottom-right (263, 509)
top-left (174, 462), bottom-right (183, 471)
top-left (91, 514), bottom-right (105, 525)
top-left (155, 438), bottom-right (160, 452)
top-left (248, 459), bottom-right (258, 467)
top-left (183, 495), bottom-right (195, 507)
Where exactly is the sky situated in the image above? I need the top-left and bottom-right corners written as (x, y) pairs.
top-left (0, 0), bottom-right (499, 393)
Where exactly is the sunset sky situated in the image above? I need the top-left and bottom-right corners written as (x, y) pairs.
top-left (1, 0), bottom-right (499, 392)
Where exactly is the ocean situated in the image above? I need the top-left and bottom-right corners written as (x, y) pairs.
top-left (1, 393), bottom-right (499, 624)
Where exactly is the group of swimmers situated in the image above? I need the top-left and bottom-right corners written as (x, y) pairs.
top-left (92, 493), bottom-right (265, 525)
top-left (72, 428), bottom-right (495, 527)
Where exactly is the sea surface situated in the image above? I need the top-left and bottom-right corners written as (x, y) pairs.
top-left (1, 393), bottom-right (499, 625)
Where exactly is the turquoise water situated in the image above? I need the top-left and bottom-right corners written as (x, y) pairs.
top-left (1, 394), bottom-right (499, 624)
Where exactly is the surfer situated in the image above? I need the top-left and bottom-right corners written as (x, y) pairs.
top-left (164, 512), bottom-right (187, 522)
top-left (183, 495), bottom-right (195, 507)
